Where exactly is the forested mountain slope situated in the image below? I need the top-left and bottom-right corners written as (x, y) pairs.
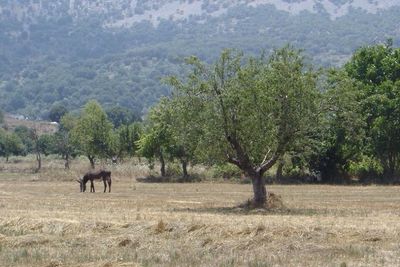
top-left (0, 0), bottom-right (399, 118)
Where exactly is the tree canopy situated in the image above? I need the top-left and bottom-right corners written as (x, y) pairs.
top-left (167, 47), bottom-right (319, 205)
top-left (71, 100), bottom-right (113, 168)
top-left (345, 41), bottom-right (400, 181)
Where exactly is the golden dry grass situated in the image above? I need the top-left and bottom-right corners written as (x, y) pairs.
top-left (1, 158), bottom-right (400, 266)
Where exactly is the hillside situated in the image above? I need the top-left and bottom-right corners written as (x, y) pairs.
top-left (0, 0), bottom-right (399, 118)
top-left (2, 114), bottom-right (58, 135)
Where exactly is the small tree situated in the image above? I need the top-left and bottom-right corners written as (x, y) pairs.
top-left (11, 135), bottom-right (26, 158)
top-left (71, 100), bottom-right (113, 169)
top-left (14, 126), bottom-right (34, 154)
top-left (137, 104), bottom-right (171, 177)
top-left (111, 122), bottom-right (142, 162)
top-left (161, 97), bottom-right (201, 179)
top-left (0, 130), bottom-right (24, 161)
top-left (167, 47), bottom-right (319, 206)
top-left (54, 113), bottom-right (78, 169)
top-left (30, 128), bottom-right (42, 172)
top-left (48, 104), bottom-right (68, 123)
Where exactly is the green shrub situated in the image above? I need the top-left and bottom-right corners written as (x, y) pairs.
top-left (166, 162), bottom-right (182, 177)
top-left (348, 155), bottom-right (384, 183)
top-left (212, 164), bottom-right (242, 180)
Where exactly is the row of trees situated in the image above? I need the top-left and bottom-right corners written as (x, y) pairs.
top-left (0, 103), bottom-right (142, 172)
top-left (1, 42), bottom-right (400, 206)
top-left (144, 42), bottom-right (400, 206)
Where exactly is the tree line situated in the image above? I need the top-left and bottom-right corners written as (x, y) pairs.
top-left (0, 103), bottom-right (142, 172)
top-left (1, 42), bottom-right (400, 206)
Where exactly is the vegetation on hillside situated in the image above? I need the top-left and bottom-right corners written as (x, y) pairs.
top-left (0, 2), bottom-right (399, 117)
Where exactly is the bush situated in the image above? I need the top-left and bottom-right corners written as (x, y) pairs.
top-left (212, 164), bottom-right (242, 180)
top-left (166, 162), bottom-right (182, 177)
top-left (348, 155), bottom-right (384, 183)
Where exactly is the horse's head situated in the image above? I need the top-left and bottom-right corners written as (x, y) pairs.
top-left (76, 178), bottom-right (85, 192)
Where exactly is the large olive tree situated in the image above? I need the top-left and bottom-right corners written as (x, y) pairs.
top-left (167, 47), bottom-right (319, 206)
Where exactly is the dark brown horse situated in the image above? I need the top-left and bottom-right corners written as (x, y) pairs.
top-left (77, 170), bottom-right (112, 193)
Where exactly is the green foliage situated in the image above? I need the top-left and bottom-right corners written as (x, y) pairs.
top-left (345, 40), bottom-right (400, 86)
top-left (345, 42), bottom-right (400, 181)
top-left (37, 134), bottom-right (55, 156)
top-left (112, 122), bottom-right (142, 159)
top-left (138, 103), bottom-right (169, 160)
top-left (48, 104), bottom-right (68, 123)
top-left (309, 69), bottom-right (365, 182)
top-left (71, 100), bottom-right (113, 166)
top-left (348, 155), bottom-right (384, 183)
top-left (137, 101), bottom-right (172, 176)
top-left (212, 164), bottom-right (242, 180)
top-left (161, 96), bottom-right (201, 177)
top-left (106, 106), bottom-right (140, 128)
top-left (165, 162), bottom-right (182, 177)
top-left (52, 113), bottom-right (79, 164)
top-left (13, 126), bottom-right (34, 154)
top-left (137, 130), bottom-right (162, 162)
top-left (167, 47), bottom-right (319, 178)
top-left (0, 129), bottom-right (25, 160)
top-left (1, 3), bottom-right (399, 118)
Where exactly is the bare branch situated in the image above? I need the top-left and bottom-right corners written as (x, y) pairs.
top-left (257, 139), bottom-right (288, 175)
top-left (261, 149), bottom-right (272, 165)
top-left (257, 153), bottom-right (280, 175)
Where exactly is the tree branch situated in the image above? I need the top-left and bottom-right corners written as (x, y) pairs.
top-left (257, 153), bottom-right (280, 176)
top-left (257, 139), bottom-right (288, 176)
top-left (226, 135), bottom-right (256, 176)
top-left (227, 155), bottom-right (241, 168)
top-left (261, 149), bottom-right (272, 165)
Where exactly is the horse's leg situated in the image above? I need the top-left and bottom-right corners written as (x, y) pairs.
top-left (91, 180), bottom-right (95, 192)
top-left (108, 178), bottom-right (111, 193)
top-left (103, 179), bottom-right (107, 193)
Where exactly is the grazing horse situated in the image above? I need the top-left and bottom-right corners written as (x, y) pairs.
top-left (77, 170), bottom-right (112, 193)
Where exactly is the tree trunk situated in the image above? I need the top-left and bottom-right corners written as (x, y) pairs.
top-left (159, 152), bottom-right (166, 177)
top-left (387, 153), bottom-right (396, 183)
top-left (88, 155), bottom-right (95, 169)
top-left (276, 160), bottom-right (284, 181)
top-left (64, 154), bottom-right (70, 170)
top-left (251, 174), bottom-right (267, 207)
top-left (181, 159), bottom-right (188, 179)
top-left (35, 152), bottom-right (41, 173)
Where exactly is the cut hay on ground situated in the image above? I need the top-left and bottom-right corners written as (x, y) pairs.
top-left (1, 178), bottom-right (400, 266)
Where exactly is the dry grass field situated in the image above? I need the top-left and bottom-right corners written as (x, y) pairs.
top-left (1, 157), bottom-right (400, 267)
